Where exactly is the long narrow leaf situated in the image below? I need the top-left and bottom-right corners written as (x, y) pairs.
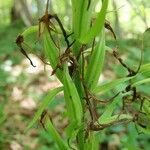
top-left (85, 133), bottom-right (99, 150)
top-left (132, 78), bottom-right (150, 87)
top-left (63, 64), bottom-right (83, 125)
top-left (44, 114), bottom-right (68, 150)
top-left (43, 30), bottom-right (63, 82)
top-left (98, 96), bottom-right (120, 124)
top-left (43, 30), bottom-right (59, 68)
top-left (79, 0), bottom-right (109, 43)
top-left (99, 114), bottom-right (132, 125)
top-left (93, 76), bottom-right (135, 94)
top-left (139, 63), bottom-right (150, 73)
top-left (22, 25), bottom-right (38, 37)
top-left (85, 28), bottom-right (105, 90)
top-left (25, 87), bottom-right (63, 132)
top-left (72, 0), bottom-right (84, 38)
top-left (79, 0), bottom-right (96, 38)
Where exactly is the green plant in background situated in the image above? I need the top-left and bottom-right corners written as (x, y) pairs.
top-left (16, 0), bottom-right (150, 149)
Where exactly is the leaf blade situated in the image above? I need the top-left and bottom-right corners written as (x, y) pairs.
top-left (44, 114), bottom-right (68, 150)
top-left (93, 76), bottom-right (135, 94)
top-left (85, 28), bottom-right (105, 90)
top-left (79, 0), bottom-right (109, 43)
top-left (25, 87), bottom-right (63, 132)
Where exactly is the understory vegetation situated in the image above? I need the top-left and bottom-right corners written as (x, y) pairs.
top-left (0, 0), bottom-right (150, 149)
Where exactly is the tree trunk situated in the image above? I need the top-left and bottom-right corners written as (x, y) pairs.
top-left (11, 0), bottom-right (33, 26)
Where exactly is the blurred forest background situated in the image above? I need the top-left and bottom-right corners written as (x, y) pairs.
top-left (0, 0), bottom-right (150, 149)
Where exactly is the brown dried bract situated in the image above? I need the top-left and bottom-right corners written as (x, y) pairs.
top-left (105, 21), bottom-right (117, 39)
top-left (16, 35), bottom-right (36, 67)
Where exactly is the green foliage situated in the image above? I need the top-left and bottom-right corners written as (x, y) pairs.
top-left (0, 22), bottom-right (24, 57)
top-left (44, 114), bottom-right (68, 150)
top-left (25, 87), bottom-right (63, 132)
top-left (14, 0), bottom-right (150, 149)
top-left (85, 28), bottom-right (105, 89)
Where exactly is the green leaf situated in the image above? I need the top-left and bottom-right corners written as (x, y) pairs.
top-left (123, 124), bottom-right (139, 150)
top-left (85, 28), bottom-right (105, 90)
top-left (21, 25), bottom-right (38, 37)
top-left (136, 125), bottom-right (150, 135)
top-left (99, 114), bottom-right (132, 125)
top-left (93, 76), bottom-right (135, 94)
top-left (85, 133), bottom-right (99, 150)
top-left (76, 126), bottom-right (85, 150)
top-left (63, 64), bottom-right (83, 125)
top-left (44, 114), bottom-right (68, 150)
top-left (98, 96), bottom-right (120, 124)
top-left (98, 92), bottom-right (133, 125)
top-left (142, 99), bottom-right (150, 114)
top-left (43, 30), bottom-right (59, 68)
top-left (143, 28), bottom-right (150, 49)
top-left (79, 1), bottom-right (97, 39)
top-left (132, 78), bottom-right (150, 87)
top-left (139, 63), bottom-right (150, 74)
top-left (79, 0), bottom-right (109, 43)
top-left (43, 30), bottom-right (63, 82)
top-left (25, 87), bottom-right (63, 132)
top-left (66, 121), bottom-right (78, 137)
top-left (63, 64), bottom-right (83, 144)
top-left (136, 113), bottom-right (150, 134)
top-left (72, 0), bottom-right (84, 38)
